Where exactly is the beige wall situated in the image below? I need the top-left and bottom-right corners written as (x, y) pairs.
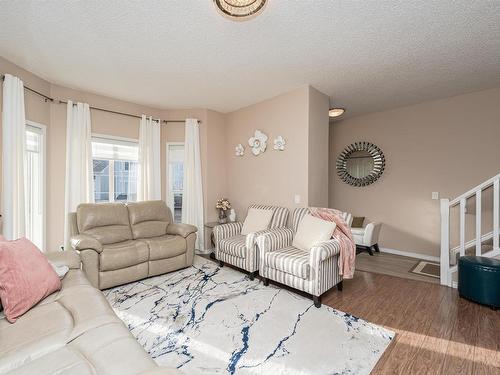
top-left (225, 85), bottom-right (330, 221)
top-left (307, 87), bottom-right (330, 207)
top-left (226, 86), bottom-right (310, 219)
top-left (329, 87), bottom-right (500, 257)
top-left (1, 56), bottom-right (225, 251)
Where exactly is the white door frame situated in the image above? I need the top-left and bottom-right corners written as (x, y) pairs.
top-left (165, 142), bottom-right (184, 221)
top-left (26, 120), bottom-right (47, 251)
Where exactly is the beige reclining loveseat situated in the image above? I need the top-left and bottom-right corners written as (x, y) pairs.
top-left (69, 200), bottom-right (197, 289)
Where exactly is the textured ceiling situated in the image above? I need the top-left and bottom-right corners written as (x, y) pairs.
top-left (1, 1), bottom-right (500, 116)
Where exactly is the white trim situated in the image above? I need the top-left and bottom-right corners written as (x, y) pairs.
top-left (450, 230), bottom-right (499, 258)
top-left (440, 198), bottom-right (450, 286)
top-left (92, 132), bottom-right (138, 144)
top-left (26, 120), bottom-right (47, 251)
top-left (379, 247), bottom-right (440, 262)
top-left (165, 142), bottom-right (185, 222)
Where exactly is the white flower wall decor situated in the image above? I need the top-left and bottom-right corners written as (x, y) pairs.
top-left (235, 143), bottom-right (245, 156)
top-left (248, 130), bottom-right (268, 156)
top-left (273, 136), bottom-right (286, 151)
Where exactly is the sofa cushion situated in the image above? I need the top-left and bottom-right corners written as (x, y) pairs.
top-left (127, 200), bottom-right (172, 239)
top-left (351, 216), bottom-right (365, 228)
top-left (241, 208), bottom-right (273, 235)
top-left (292, 214), bottom-right (336, 252)
top-left (218, 235), bottom-right (247, 259)
top-left (0, 238), bottom-right (61, 323)
top-left (141, 235), bottom-right (186, 261)
top-left (0, 283), bottom-right (117, 374)
top-left (3, 347), bottom-right (95, 375)
top-left (99, 263), bottom-right (149, 290)
top-left (100, 241), bottom-right (149, 272)
top-left (77, 203), bottom-right (132, 244)
top-left (265, 246), bottom-right (310, 279)
top-left (69, 322), bottom-right (158, 375)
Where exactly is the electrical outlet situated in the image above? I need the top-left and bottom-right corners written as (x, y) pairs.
top-left (294, 194), bottom-right (301, 204)
top-left (432, 192), bottom-right (439, 200)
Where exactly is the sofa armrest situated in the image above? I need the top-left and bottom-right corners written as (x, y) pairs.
top-left (363, 222), bottom-right (382, 246)
top-left (45, 250), bottom-right (81, 269)
top-left (213, 222), bottom-right (243, 243)
top-left (167, 223), bottom-right (198, 238)
top-left (139, 368), bottom-right (184, 375)
top-left (256, 227), bottom-right (294, 255)
top-left (70, 234), bottom-right (103, 253)
top-left (310, 239), bottom-right (341, 263)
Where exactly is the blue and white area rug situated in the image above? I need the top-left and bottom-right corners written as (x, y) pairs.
top-left (104, 256), bottom-right (394, 375)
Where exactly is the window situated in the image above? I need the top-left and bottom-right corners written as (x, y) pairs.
top-left (25, 122), bottom-right (45, 250)
top-left (166, 143), bottom-right (184, 223)
top-left (92, 136), bottom-right (138, 203)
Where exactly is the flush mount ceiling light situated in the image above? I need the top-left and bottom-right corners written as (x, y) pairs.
top-left (329, 108), bottom-right (346, 118)
top-left (214, 0), bottom-right (267, 20)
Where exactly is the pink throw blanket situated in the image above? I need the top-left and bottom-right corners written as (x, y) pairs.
top-left (309, 207), bottom-right (356, 279)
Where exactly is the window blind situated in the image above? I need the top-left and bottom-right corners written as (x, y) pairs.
top-left (92, 137), bottom-right (138, 161)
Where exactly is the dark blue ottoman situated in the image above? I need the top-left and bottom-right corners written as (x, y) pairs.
top-left (458, 256), bottom-right (500, 309)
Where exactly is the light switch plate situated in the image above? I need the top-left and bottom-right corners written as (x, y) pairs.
top-left (432, 192), bottom-right (439, 200)
top-left (294, 194), bottom-right (301, 204)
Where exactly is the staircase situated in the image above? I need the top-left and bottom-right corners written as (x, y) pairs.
top-left (440, 174), bottom-right (500, 287)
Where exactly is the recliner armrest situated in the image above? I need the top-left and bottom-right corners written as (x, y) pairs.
top-left (45, 250), bottom-right (81, 269)
top-left (167, 223), bottom-right (198, 238)
top-left (70, 234), bottom-right (103, 253)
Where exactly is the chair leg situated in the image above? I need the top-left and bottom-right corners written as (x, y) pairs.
top-left (249, 271), bottom-right (258, 281)
top-left (263, 278), bottom-right (269, 286)
top-left (219, 260), bottom-right (224, 267)
top-left (373, 243), bottom-right (380, 253)
top-left (368, 246), bottom-right (374, 256)
top-left (313, 295), bottom-right (321, 308)
top-left (337, 280), bottom-right (343, 292)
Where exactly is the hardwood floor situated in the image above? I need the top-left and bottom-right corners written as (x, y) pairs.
top-left (201, 253), bottom-right (499, 373)
top-left (322, 270), bottom-right (500, 375)
top-left (355, 251), bottom-right (440, 284)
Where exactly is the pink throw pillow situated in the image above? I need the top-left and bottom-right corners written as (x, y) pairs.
top-left (0, 238), bottom-right (61, 323)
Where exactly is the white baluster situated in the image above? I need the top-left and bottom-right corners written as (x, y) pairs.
top-left (459, 198), bottom-right (466, 257)
top-left (494, 179), bottom-right (499, 251)
top-left (476, 190), bottom-right (482, 256)
top-left (440, 198), bottom-right (450, 286)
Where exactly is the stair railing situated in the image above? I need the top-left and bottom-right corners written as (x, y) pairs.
top-left (440, 173), bottom-right (500, 287)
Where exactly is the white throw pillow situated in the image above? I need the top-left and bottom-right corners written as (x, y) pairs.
top-left (292, 214), bottom-right (337, 252)
top-left (241, 208), bottom-right (274, 235)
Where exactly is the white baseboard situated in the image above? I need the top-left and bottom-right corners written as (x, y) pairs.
top-left (379, 247), bottom-right (440, 263)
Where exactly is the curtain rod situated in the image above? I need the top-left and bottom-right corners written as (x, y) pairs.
top-left (1, 74), bottom-right (200, 124)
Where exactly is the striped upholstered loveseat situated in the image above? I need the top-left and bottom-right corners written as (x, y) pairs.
top-left (214, 204), bottom-right (289, 279)
top-left (257, 207), bottom-right (350, 307)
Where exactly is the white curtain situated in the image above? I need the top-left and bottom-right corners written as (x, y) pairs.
top-left (2, 74), bottom-right (27, 240)
top-left (64, 101), bottom-right (94, 249)
top-left (182, 119), bottom-right (204, 251)
top-left (138, 115), bottom-right (161, 201)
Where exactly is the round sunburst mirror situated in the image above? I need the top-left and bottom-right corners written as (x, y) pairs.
top-left (214, 0), bottom-right (267, 20)
top-left (336, 142), bottom-right (386, 187)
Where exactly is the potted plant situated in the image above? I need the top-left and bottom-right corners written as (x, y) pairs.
top-left (216, 198), bottom-right (231, 224)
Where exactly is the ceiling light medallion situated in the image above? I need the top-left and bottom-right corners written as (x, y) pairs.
top-left (214, 0), bottom-right (267, 21)
top-left (329, 108), bottom-right (346, 118)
